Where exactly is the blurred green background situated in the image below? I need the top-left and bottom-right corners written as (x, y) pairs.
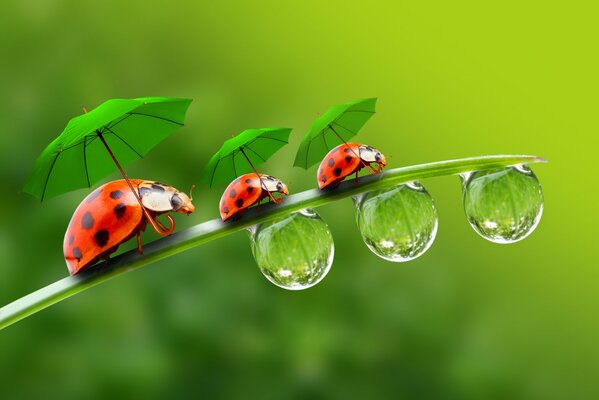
top-left (1, 1), bottom-right (597, 399)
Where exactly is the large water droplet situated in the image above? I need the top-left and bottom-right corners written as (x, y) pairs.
top-left (354, 182), bottom-right (438, 262)
top-left (248, 209), bottom-right (334, 290)
top-left (462, 165), bottom-right (543, 243)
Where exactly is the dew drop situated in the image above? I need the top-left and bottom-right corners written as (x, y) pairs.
top-left (354, 182), bottom-right (438, 262)
top-left (462, 165), bottom-right (543, 243)
top-left (248, 209), bottom-right (334, 290)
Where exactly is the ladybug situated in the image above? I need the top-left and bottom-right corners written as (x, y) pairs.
top-left (63, 179), bottom-right (195, 275)
top-left (220, 173), bottom-right (289, 221)
top-left (317, 142), bottom-right (387, 189)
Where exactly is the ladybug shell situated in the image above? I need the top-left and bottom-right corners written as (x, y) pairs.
top-left (220, 173), bottom-right (270, 221)
top-left (64, 180), bottom-right (146, 275)
top-left (317, 142), bottom-right (363, 189)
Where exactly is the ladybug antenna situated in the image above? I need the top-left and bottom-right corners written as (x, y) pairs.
top-left (189, 184), bottom-right (196, 201)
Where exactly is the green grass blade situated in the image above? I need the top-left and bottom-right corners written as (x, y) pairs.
top-left (0, 154), bottom-right (546, 331)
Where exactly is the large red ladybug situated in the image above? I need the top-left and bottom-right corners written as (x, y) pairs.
top-left (220, 173), bottom-right (289, 221)
top-left (63, 179), bottom-right (195, 275)
top-left (317, 142), bottom-right (387, 189)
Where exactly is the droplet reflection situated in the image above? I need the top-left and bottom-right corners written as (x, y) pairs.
top-left (249, 209), bottom-right (334, 290)
top-left (462, 165), bottom-right (543, 243)
top-left (354, 182), bottom-right (438, 262)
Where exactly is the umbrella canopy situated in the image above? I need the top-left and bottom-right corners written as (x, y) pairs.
top-left (200, 128), bottom-right (292, 187)
top-left (293, 98), bottom-right (377, 169)
top-left (23, 97), bottom-right (192, 200)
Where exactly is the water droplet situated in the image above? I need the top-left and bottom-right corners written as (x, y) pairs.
top-left (354, 182), bottom-right (438, 262)
top-left (248, 209), bottom-right (334, 290)
top-left (462, 165), bottom-right (543, 243)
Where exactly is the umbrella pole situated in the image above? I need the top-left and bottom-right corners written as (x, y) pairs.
top-left (96, 131), bottom-right (174, 237)
top-left (239, 148), bottom-right (281, 204)
top-left (329, 126), bottom-right (378, 175)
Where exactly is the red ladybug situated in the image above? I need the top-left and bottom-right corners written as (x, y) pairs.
top-left (63, 179), bottom-right (195, 275)
top-left (317, 142), bottom-right (387, 189)
top-left (220, 173), bottom-right (289, 221)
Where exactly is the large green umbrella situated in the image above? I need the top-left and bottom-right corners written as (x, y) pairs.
top-left (200, 127), bottom-right (292, 202)
top-left (293, 97), bottom-right (377, 169)
top-left (23, 96), bottom-right (192, 235)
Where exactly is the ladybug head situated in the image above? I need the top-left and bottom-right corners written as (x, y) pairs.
top-left (359, 145), bottom-right (387, 168)
top-left (139, 181), bottom-right (195, 215)
top-left (260, 175), bottom-right (289, 196)
top-left (170, 190), bottom-right (195, 215)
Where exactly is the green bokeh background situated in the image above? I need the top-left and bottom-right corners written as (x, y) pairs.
top-left (1, 1), bottom-right (596, 399)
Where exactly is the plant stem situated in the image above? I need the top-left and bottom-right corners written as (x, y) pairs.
top-left (0, 154), bottom-right (546, 331)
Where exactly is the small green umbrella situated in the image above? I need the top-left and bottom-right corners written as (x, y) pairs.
top-left (293, 97), bottom-right (377, 169)
top-left (23, 96), bottom-right (192, 235)
top-left (200, 127), bottom-right (292, 202)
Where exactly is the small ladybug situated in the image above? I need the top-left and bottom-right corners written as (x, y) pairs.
top-left (64, 179), bottom-right (195, 275)
top-left (220, 173), bottom-right (289, 221)
top-left (317, 142), bottom-right (387, 189)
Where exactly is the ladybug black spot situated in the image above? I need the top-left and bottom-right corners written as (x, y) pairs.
top-left (113, 203), bottom-right (126, 219)
top-left (151, 184), bottom-right (165, 192)
top-left (345, 155), bottom-right (353, 163)
top-left (344, 147), bottom-right (352, 153)
top-left (229, 189), bottom-right (237, 198)
top-left (94, 229), bottom-right (110, 247)
top-left (327, 158), bottom-right (335, 167)
top-left (68, 235), bottom-right (75, 246)
top-left (235, 198), bottom-right (244, 208)
top-left (333, 168), bottom-right (342, 177)
top-left (81, 212), bottom-right (94, 230)
top-left (110, 190), bottom-right (123, 199)
top-left (321, 175), bottom-right (327, 182)
top-left (223, 206), bottom-right (230, 214)
top-left (245, 178), bottom-right (253, 184)
top-left (86, 188), bottom-right (102, 203)
top-left (247, 186), bottom-right (254, 194)
top-left (72, 247), bottom-right (82, 261)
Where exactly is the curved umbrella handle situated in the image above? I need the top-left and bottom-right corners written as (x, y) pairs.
top-left (148, 214), bottom-right (175, 236)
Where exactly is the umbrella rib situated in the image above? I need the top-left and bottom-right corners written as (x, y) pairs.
top-left (331, 121), bottom-right (357, 135)
top-left (41, 151), bottom-right (61, 202)
top-left (102, 113), bottom-right (133, 132)
top-left (244, 145), bottom-right (267, 162)
top-left (127, 112), bottom-right (184, 126)
top-left (61, 134), bottom-right (99, 151)
top-left (253, 136), bottom-right (288, 144)
top-left (322, 131), bottom-right (330, 149)
top-left (231, 153), bottom-right (238, 178)
top-left (83, 136), bottom-right (91, 188)
top-left (209, 157), bottom-right (222, 187)
top-left (103, 126), bottom-right (143, 158)
top-left (304, 138), bottom-right (311, 168)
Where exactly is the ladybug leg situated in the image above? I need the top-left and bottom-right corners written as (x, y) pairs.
top-left (355, 171), bottom-right (359, 184)
top-left (137, 232), bottom-right (144, 255)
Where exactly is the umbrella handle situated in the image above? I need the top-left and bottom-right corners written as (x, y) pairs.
top-left (148, 214), bottom-right (175, 236)
top-left (239, 147), bottom-right (283, 204)
top-left (329, 126), bottom-right (380, 175)
top-left (94, 129), bottom-right (175, 237)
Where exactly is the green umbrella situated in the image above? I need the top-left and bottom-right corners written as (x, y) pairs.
top-left (200, 127), bottom-right (292, 202)
top-left (23, 96), bottom-right (192, 235)
top-left (293, 97), bottom-right (377, 169)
